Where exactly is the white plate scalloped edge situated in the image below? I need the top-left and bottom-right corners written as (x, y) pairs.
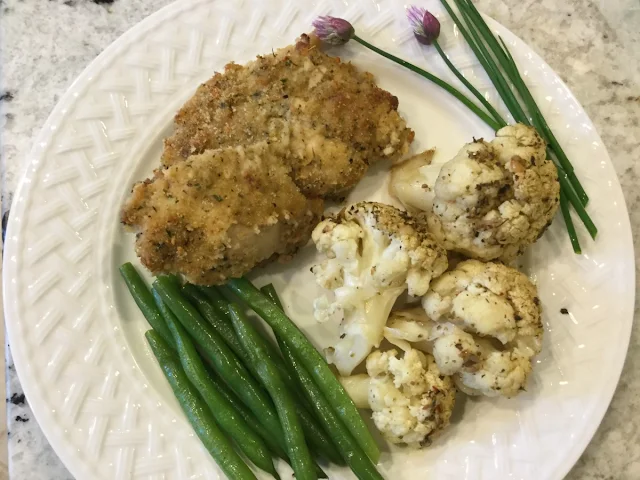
top-left (3, 0), bottom-right (634, 479)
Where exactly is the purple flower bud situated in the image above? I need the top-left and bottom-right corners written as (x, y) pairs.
top-left (422, 10), bottom-right (441, 44)
top-left (407, 5), bottom-right (441, 45)
top-left (407, 6), bottom-right (427, 40)
top-left (312, 16), bottom-right (355, 46)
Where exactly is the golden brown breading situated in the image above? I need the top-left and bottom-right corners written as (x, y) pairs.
top-left (122, 142), bottom-right (323, 285)
top-left (162, 34), bottom-right (414, 198)
top-left (123, 34), bottom-right (413, 284)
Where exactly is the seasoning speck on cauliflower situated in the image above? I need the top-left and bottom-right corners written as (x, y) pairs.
top-left (422, 259), bottom-right (543, 397)
top-left (427, 124), bottom-right (560, 262)
top-left (366, 348), bottom-right (456, 447)
top-left (311, 202), bottom-right (448, 376)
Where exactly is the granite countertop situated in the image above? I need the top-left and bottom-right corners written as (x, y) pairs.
top-left (2, 0), bottom-right (639, 478)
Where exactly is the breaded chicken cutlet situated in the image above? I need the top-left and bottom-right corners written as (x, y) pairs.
top-left (163, 34), bottom-right (414, 198)
top-left (122, 34), bottom-right (414, 285)
top-left (122, 142), bottom-right (324, 285)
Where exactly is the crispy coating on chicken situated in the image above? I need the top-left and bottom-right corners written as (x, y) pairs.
top-left (123, 34), bottom-right (413, 283)
top-left (162, 34), bottom-right (414, 198)
top-left (122, 143), bottom-right (323, 285)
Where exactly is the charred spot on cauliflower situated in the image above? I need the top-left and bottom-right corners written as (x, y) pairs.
top-left (311, 202), bottom-right (448, 376)
top-left (366, 348), bottom-right (456, 447)
top-left (422, 259), bottom-right (543, 397)
top-left (427, 124), bottom-right (560, 262)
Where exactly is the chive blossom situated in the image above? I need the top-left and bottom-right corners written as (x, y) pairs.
top-left (312, 16), bottom-right (355, 46)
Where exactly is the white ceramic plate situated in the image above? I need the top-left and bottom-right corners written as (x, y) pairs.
top-left (3, 0), bottom-right (634, 479)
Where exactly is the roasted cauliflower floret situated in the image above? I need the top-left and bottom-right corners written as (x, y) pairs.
top-left (366, 348), bottom-right (455, 447)
top-left (311, 202), bottom-right (448, 376)
top-left (422, 259), bottom-right (543, 397)
top-left (426, 124), bottom-right (560, 262)
top-left (341, 347), bottom-right (456, 447)
top-left (453, 337), bottom-right (534, 397)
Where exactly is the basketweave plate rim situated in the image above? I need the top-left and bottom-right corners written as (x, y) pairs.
top-left (3, 0), bottom-right (634, 479)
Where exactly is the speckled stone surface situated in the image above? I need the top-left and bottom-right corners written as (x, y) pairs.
top-left (1, 0), bottom-right (639, 478)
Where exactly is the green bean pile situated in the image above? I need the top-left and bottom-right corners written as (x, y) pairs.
top-left (120, 262), bottom-right (383, 480)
